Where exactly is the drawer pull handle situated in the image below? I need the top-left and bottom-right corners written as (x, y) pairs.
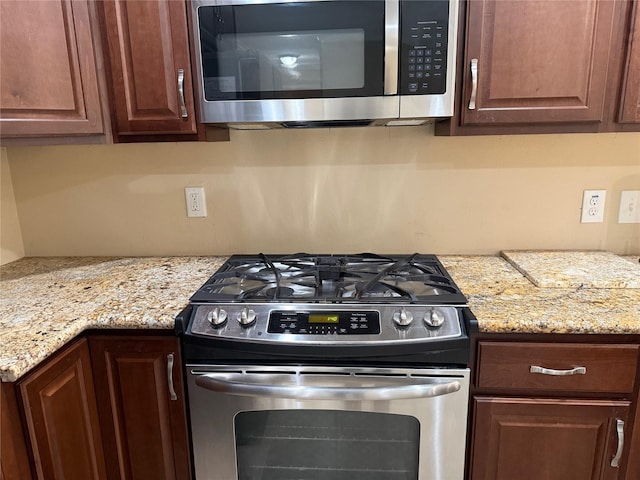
top-left (530, 365), bottom-right (586, 376)
top-left (611, 419), bottom-right (624, 467)
top-left (167, 353), bottom-right (178, 400)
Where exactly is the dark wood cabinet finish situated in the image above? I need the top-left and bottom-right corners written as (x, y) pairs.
top-left (461, 0), bottom-right (617, 126)
top-left (89, 335), bottom-right (191, 480)
top-left (101, 0), bottom-right (199, 139)
top-left (624, 392), bottom-right (640, 480)
top-left (0, 0), bottom-right (104, 137)
top-left (1, 382), bottom-right (33, 480)
top-left (477, 342), bottom-right (639, 394)
top-left (618, 0), bottom-right (640, 123)
top-left (18, 338), bottom-right (107, 480)
top-left (470, 337), bottom-right (640, 480)
top-left (436, 0), bottom-right (639, 135)
top-left (472, 397), bottom-right (630, 480)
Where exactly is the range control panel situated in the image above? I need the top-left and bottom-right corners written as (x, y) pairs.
top-left (268, 311), bottom-right (380, 335)
top-left (400, 0), bottom-right (449, 95)
top-left (189, 304), bottom-right (464, 344)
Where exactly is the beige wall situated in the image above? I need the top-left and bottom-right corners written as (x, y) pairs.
top-left (1, 147), bottom-right (25, 264)
top-left (4, 126), bottom-right (640, 257)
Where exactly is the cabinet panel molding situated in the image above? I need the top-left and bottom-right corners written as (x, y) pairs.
top-left (461, 0), bottom-right (617, 125)
top-left (101, 0), bottom-right (198, 136)
top-left (89, 335), bottom-right (191, 480)
top-left (472, 397), bottom-right (630, 480)
top-left (0, 0), bottom-right (104, 137)
top-left (18, 338), bottom-right (107, 480)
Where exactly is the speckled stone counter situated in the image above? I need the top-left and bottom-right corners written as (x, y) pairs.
top-left (440, 255), bottom-right (640, 335)
top-left (1, 253), bottom-right (639, 382)
top-left (502, 250), bottom-right (640, 288)
top-left (0, 257), bottom-right (226, 382)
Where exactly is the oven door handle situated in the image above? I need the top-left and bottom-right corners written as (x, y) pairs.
top-left (194, 373), bottom-right (461, 401)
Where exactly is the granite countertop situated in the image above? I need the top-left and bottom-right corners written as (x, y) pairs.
top-left (1, 253), bottom-right (639, 382)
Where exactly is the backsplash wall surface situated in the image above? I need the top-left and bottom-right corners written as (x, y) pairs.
top-left (4, 126), bottom-right (640, 257)
top-left (1, 148), bottom-right (24, 264)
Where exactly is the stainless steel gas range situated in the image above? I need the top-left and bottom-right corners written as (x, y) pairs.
top-left (175, 253), bottom-right (477, 480)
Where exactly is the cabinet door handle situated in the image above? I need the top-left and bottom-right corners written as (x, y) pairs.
top-left (530, 365), bottom-right (587, 376)
top-left (468, 58), bottom-right (478, 110)
top-left (167, 353), bottom-right (178, 400)
top-left (611, 419), bottom-right (624, 467)
top-left (177, 69), bottom-right (188, 119)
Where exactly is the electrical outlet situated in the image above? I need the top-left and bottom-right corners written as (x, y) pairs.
top-left (580, 189), bottom-right (606, 223)
top-left (618, 190), bottom-right (640, 223)
top-left (185, 187), bottom-right (207, 218)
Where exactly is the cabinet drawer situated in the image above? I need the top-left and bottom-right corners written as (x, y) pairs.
top-left (477, 342), bottom-right (639, 394)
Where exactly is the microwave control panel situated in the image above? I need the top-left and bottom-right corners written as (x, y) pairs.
top-left (400, 0), bottom-right (449, 95)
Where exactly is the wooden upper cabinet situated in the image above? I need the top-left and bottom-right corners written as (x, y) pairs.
top-left (101, 0), bottom-right (198, 137)
top-left (619, 0), bottom-right (640, 123)
top-left (0, 0), bottom-right (104, 137)
top-left (461, 0), bottom-right (618, 125)
top-left (18, 338), bottom-right (107, 480)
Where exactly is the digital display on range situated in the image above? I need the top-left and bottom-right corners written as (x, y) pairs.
top-left (308, 314), bottom-right (340, 324)
top-left (268, 310), bottom-right (380, 335)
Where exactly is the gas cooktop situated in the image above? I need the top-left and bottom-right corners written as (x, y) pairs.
top-left (176, 253), bottom-right (476, 363)
top-left (190, 253), bottom-right (467, 305)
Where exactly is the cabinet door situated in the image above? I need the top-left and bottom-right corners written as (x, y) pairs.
top-left (89, 335), bottom-right (191, 480)
top-left (461, 0), bottom-right (618, 125)
top-left (101, 0), bottom-right (198, 136)
top-left (18, 338), bottom-right (107, 480)
top-left (471, 397), bottom-right (630, 480)
top-left (619, 0), bottom-right (640, 123)
top-left (0, 0), bottom-right (104, 137)
top-left (1, 383), bottom-right (33, 480)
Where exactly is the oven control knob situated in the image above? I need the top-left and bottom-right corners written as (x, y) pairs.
top-left (393, 307), bottom-right (413, 327)
top-left (239, 307), bottom-right (257, 327)
top-left (207, 307), bottom-right (227, 328)
top-left (424, 308), bottom-right (445, 328)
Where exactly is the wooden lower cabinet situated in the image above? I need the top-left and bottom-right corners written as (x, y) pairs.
top-left (18, 338), bottom-right (107, 480)
top-left (471, 397), bottom-right (630, 480)
top-left (1, 383), bottom-right (33, 480)
top-left (89, 335), bottom-right (191, 480)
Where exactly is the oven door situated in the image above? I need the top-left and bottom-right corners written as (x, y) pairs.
top-left (191, 0), bottom-right (400, 122)
top-left (186, 365), bottom-right (470, 480)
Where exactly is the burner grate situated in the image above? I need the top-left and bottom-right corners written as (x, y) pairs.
top-left (190, 253), bottom-right (464, 304)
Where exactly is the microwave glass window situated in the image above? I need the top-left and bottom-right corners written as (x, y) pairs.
top-left (213, 29), bottom-right (365, 94)
top-left (197, 1), bottom-right (384, 100)
top-left (234, 410), bottom-right (420, 480)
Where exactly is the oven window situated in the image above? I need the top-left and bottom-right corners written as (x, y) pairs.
top-left (234, 410), bottom-right (420, 480)
top-left (197, 1), bottom-right (384, 100)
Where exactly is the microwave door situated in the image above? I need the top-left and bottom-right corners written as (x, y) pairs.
top-left (193, 0), bottom-right (401, 123)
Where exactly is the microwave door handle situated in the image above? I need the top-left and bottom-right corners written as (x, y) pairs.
top-left (194, 373), bottom-right (461, 400)
top-left (384, 0), bottom-right (400, 95)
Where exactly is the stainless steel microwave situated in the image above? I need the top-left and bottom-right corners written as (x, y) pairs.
top-left (191, 0), bottom-right (459, 128)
